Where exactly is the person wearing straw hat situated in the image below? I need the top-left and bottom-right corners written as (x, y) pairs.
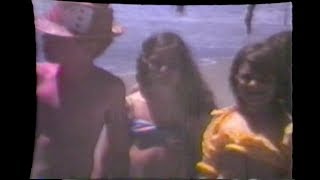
top-left (34, 2), bottom-right (129, 178)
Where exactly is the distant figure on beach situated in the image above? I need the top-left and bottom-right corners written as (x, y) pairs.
top-left (33, 2), bottom-right (130, 178)
top-left (175, 4), bottom-right (255, 34)
top-left (196, 31), bottom-right (292, 179)
top-left (245, 4), bottom-right (256, 34)
top-left (126, 32), bottom-right (217, 178)
top-left (176, 5), bottom-right (185, 15)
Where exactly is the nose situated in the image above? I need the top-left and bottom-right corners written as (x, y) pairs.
top-left (247, 79), bottom-right (257, 88)
top-left (248, 79), bottom-right (256, 86)
top-left (159, 65), bottom-right (168, 73)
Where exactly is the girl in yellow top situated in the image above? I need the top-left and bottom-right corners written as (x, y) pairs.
top-left (196, 31), bottom-right (292, 179)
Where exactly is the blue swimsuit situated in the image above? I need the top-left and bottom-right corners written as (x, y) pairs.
top-left (130, 119), bottom-right (185, 149)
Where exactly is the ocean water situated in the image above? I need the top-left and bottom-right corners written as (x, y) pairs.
top-left (32, 0), bottom-right (292, 77)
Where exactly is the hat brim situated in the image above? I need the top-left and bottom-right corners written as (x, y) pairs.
top-left (35, 17), bottom-right (75, 38)
top-left (35, 17), bottom-right (124, 38)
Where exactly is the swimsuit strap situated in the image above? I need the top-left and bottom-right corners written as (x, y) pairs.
top-left (131, 119), bottom-right (157, 134)
top-left (131, 119), bottom-right (187, 149)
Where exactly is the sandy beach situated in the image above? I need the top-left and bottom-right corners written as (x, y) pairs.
top-left (120, 58), bottom-right (236, 109)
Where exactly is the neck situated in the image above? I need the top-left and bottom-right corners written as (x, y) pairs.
top-left (142, 87), bottom-right (186, 128)
top-left (238, 102), bottom-right (288, 132)
top-left (58, 63), bottom-right (96, 85)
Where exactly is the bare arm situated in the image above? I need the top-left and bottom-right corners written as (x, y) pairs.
top-left (33, 64), bottom-right (53, 178)
top-left (91, 79), bottom-right (130, 178)
top-left (91, 125), bottom-right (109, 178)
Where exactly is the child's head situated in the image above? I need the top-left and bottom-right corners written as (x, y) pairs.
top-left (230, 31), bottom-right (292, 112)
top-left (136, 32), bottom-right (216, 125)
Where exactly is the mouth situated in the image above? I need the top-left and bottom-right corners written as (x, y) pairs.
top-left (242, 90), bottom-right (273, 104)
top-left (248, 90), bottom-right (266, 96)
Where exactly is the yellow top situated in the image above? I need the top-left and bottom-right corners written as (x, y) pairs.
top-left (196, 107), bottom-right (292, 178)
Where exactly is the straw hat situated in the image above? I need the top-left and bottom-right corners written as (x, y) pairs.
top-left (35, 1), bottom-right (123, 38)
